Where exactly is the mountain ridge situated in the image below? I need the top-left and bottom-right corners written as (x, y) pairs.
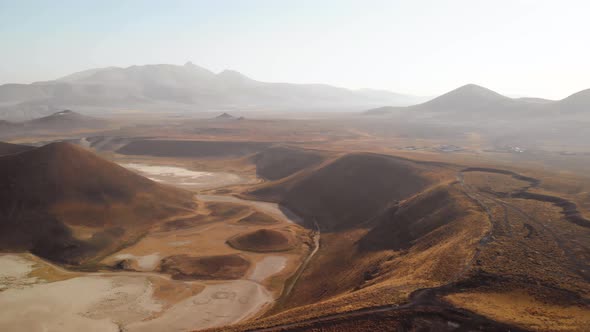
top-left (0, 63), bottom-right (424, 120)
top-left (364, 83), bottom-right (589, 117)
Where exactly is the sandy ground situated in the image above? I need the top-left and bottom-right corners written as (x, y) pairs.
top-left (197, 194), bottom-right (303, 224)
top-left (0, 255), bottom-right (162, 332)
top-left (126, 280), bottom-right (272, 331)
top-left (0, 255), bottom-right (38, 290)
top-left (248, 256), bottom-right (288, 283)
top-left (0, 254), bottom-right (276, 332)
top-left (121, 163), bottom-right (248, 190)
top-left (0, 164), bottom-right (304, 331)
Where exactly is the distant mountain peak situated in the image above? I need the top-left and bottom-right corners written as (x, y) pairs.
top-left (40, 110), bottom-right (83, 120)
top-left (458, 83), bottom-right (485, 89)
top-left (214, 112), bottom-right (237, 119)
top-left (448, 84), bottom-right (505, 97)
top-left (53, 109), bottom-right (75, 116)
top-left (421, 84), bottom-right (510, 109)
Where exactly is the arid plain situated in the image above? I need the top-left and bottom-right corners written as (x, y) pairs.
top-left (1, 107), bottom-right (589, 332)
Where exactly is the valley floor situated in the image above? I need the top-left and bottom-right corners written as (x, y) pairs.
top-left (0, 161), bottom-right (311, 332)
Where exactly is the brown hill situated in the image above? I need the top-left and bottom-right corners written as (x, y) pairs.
top-left (0, 142), bottom-right (195, 264)
top-left (237, 211), bottom-right (279, 225)
top-left (159, 254), bottom-right (250, 280)
top-left (228, 152), bottom-right (490, 325)
top-left (222, 181), bottom-right (488, 331)
top-left (227, 229), bottom-right (295, 252)
top-left (251, 146), bottom-right (326, 180)
top-left (358, 185), bottom-right (467, 251)
top-left (0, 141), bottom-right (34, 156)
top-left (25, 110), bottom-right (110, 130)
top-left (250, 153), bottom-right (434, 231)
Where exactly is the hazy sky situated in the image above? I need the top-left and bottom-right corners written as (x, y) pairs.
top-left (1, 0), bottom-right (589, 99)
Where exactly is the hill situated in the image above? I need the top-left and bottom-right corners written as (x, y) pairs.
top-left (0, 110), bottom-right (112, 138)
top-left (557, 88), bottom-right (590, 113)
top-left (364, 83), bottom-right (590, 120)
top-left (24, 110), bottom-right (110, 130)
top-left (0, 141), bottom-right (34, 156)
top-left (221, 159), bottom-right (590, 331)
top-left (227, 155), bottom-right (491, 330)
top-left (249, 153), bottom-right (435, 231)
top-left (251, 146), bottom-right (326, 181)
top-left (0, 142), bottom-right (195, 264)
top-left (214, 112), bottom-right (237, 120)
top-left (0, 63), bottom-right (422, 121)
top-left (226, 229), bottom-right (296, 252)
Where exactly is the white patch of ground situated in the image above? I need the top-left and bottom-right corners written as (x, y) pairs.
top-left (120, 163), bottom-right (246, 190)
top-left (196, 194), bottom-right (303, 224)
top-left (0, 275), bottom-right (162, 332)
top-left (0, 254), bottom-right (279, 331)
top-left (123, 163), bottom-right (215, 179)
top-left (115, 253), bottom-right (161, 271)
top-left (0, 255), bottom-right (38, 290)
top-left (126, 280), bottom-right (272, 332)
top-left (248, 256), bottom-right (287, 283)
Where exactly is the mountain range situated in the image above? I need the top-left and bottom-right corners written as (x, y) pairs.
top-left (365, 84), bottom-right (589, 120)
top-left (0, 62), bottom-right (425, 121)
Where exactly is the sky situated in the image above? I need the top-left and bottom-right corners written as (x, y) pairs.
top-left (1, 0), bottom-right (589, 99)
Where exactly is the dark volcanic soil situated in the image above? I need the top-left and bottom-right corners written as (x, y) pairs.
top-left (227, 229), bottom-right (294, 252)
top-left (0, 141), bottom-right (34, 156)
top-left (159, 254), bottom-right (251, 280)
top-left (118, 140), bottom-right (271, 158)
